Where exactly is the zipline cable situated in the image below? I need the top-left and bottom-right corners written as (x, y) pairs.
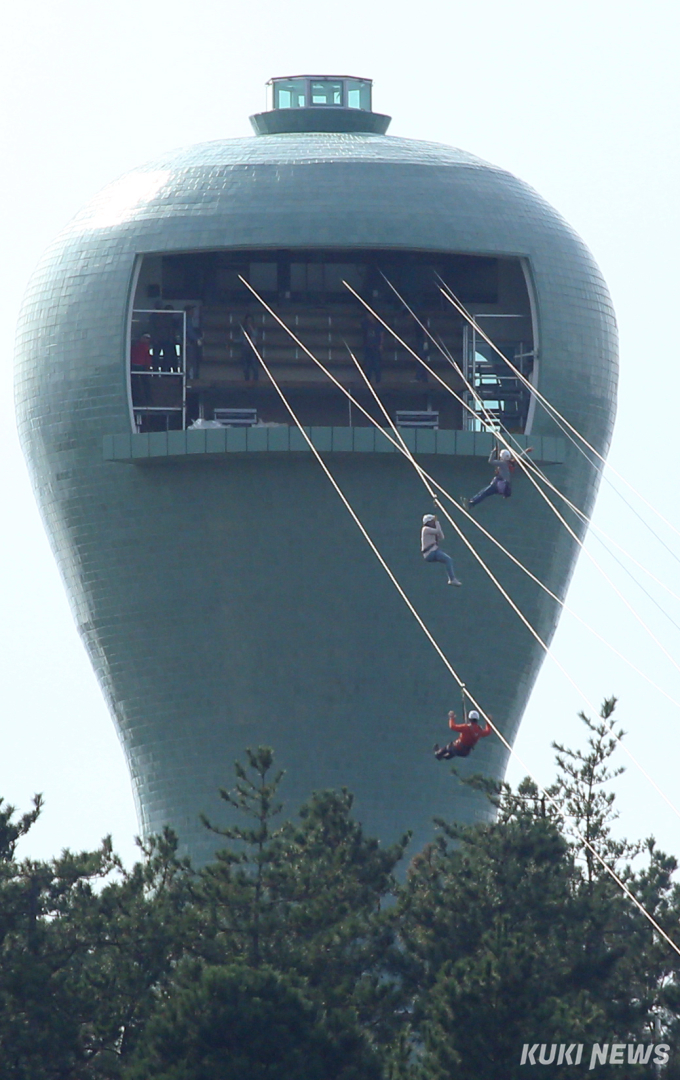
top-left (343, 282), bottom-right (680, 680)
top-left (240, 276), bottom-right (680, 816)
top-left (240, 277), bottom-right (680, 871)
top-left (343, 341), bottom-right (680, 822)
top-left (382, 272), bottom-right (680, 603)
top-left (521, 456), bottom-right (680, 614)
top-left (382, 271), bottom-right (680, 626)
top-left (241, 321), bottom-right (680, 961)
top-left (522, 451), bottom-right (680, 634)
top-left (434, 480), bottom-right (680, 710)
top-left (239, 276), bottom-right (680, 716)
top-left (437, 278), bottom-right (680, 549)
top-left (511, 373), bottom-right (680, 569)
top-left (380, 270), bottom-right (527, 456)
top-left (466, 434), bottom-right (680, 631)
top-left (432, 325), bottom-right (680, 631)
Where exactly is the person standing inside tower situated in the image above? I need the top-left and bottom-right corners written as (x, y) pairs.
top-left (412, 317), bottom-right (430, 383)
top-left (466, 443), bottom-right (533, 508)
top-left (130, 333), bottom-right (153, 406)
top-left (362, 312), bottom-right (384, 383)
top-left (421, 514), bottom-right (461, 586)
top-left (149, 302), bottom-right (166, 368)
top-left (150, 303), bottom-right (180, 371)
top-left (240, 313), bottom-right (260, 381)
top-left (184, 305), bottom-right (203, 380)
top-left (434, 708), bottom-right (492, 759)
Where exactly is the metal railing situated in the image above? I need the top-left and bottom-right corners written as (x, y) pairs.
top-left (130, 308), bottom-right (187, 431)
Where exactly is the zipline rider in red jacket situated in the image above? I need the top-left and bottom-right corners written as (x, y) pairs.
top-left (434, 709), bottom-right (492, 760)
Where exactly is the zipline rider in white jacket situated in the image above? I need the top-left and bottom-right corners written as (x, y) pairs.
top-left (421, 515), bottom-right (461, 587)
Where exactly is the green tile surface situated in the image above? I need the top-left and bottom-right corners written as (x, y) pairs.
top-left (15, 126), bottom-right (617, 866)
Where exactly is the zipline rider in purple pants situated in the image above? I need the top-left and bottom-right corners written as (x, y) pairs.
top-left (468, 445), bottom-right (534, 507)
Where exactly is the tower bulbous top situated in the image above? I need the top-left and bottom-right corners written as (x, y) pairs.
top-left (13, 75), bottom-right (618, 866)
top-left (17, 77), bottom-right (617, 465)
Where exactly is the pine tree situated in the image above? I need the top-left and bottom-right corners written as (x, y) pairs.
top-left (195, 748), bottom-right (409, 1049)
top-left (396, 700), bottom-right (680, 1079)
top-left (551, 696), bottom-right (637, 884)
top-left (0, 797), bottom-right (196, 1079)
top-left (199, 747), bottom-right (286, 969)
top-left (123, 962), bottom-right (384, 1080)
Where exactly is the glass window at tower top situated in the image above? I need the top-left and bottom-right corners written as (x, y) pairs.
top-left (273, 79), bottom-right (307, 109)
top-left (269, 76), bottom-right (373, 111)
top-left (345, 79), bottom-right (371, 110)
top-left (310, 81), bottom-right (343, 106)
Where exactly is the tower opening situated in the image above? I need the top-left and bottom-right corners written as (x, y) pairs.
top-left (129, 248), bottom-right (535, 436)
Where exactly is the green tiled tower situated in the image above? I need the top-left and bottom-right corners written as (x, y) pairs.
top-left (14, 77), bottom-right (617, 862)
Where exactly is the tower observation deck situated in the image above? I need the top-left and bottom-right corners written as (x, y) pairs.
top-left (15, 76), bottom-right (617, 863)
top-left (130, 75), bottom-right (535, 442)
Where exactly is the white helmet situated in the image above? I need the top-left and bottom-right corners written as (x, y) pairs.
top-left (468, 709), bottom-right (480, 721)
top-left (499, 449), bottom-right (512, 461)
top-left (422, 514), bottom-right (436, 525)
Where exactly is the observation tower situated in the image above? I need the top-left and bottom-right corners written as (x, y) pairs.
top-left (15, 76), bottom-right (617, 862)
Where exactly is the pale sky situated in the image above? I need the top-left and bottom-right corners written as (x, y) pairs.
top-left (1, 0), bottom-right (678, 867)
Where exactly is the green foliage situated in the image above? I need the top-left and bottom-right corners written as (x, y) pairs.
top-left (199, 747), bottom-right (286, 969)
top-left (394, 699), bottom-right (680, 1079)
top-left (552, 696), bottom-right (639, 881)
top-left (197, 748), bottom-right (409, 1050)
top-left (124, 963), bottom-right (383, 1080)
top-left (0, 803), bottom-right (196, 1079)
top-left (0, 794), bottom-right (42, 860)
top-left (1, 703), bottom-right (680, 1078)
top-left (396, 799), bottom-right (600, 1076)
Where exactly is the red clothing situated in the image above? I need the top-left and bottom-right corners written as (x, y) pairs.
top-left (449, 719), bottom-right (492, 750)
top-left (131, 338), bottom-right (153, 368)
